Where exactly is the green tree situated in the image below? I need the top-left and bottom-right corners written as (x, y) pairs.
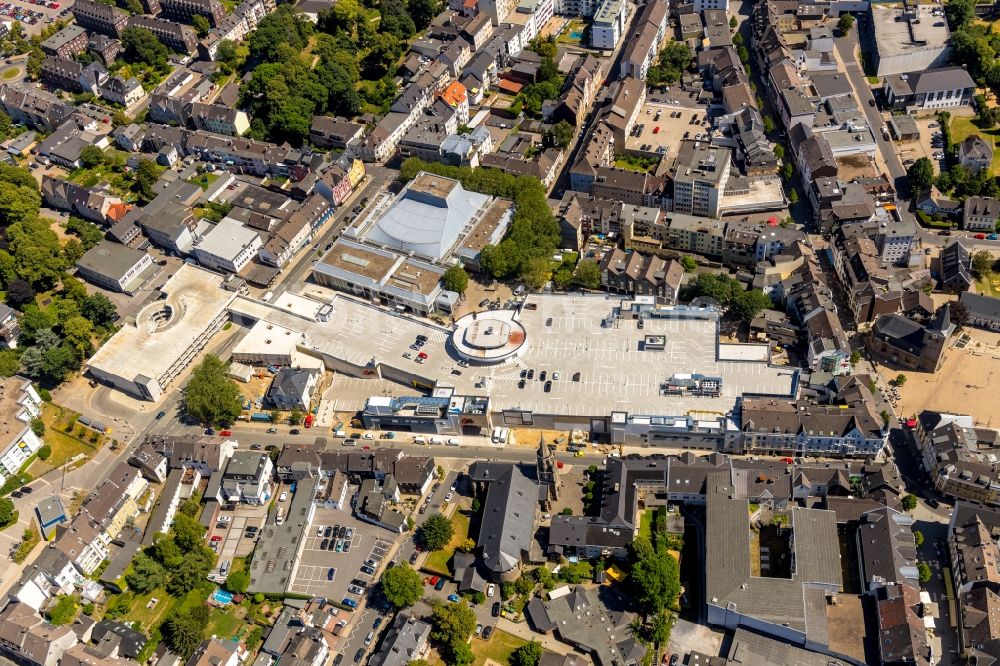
top-left (46, 595), bottom-right (77, 625)
top-left (81, 294), bottom-right (118, 326)
top-left (972, 250), bottom-right (994, 278)
top-left (418, 513), bottom-right (454, 550)
top-left (62, 316), bottom-right (94, 358)
top-left (678, 256), bottom-right (696, 273)
top-left (216, 39), bottom-right (241, 73)
top-left (66, 217), bottom-right (106, 250)
top-left (524, 256), bottom-right (552, 290)
top-left (407, 0), bottom-right (441, 30)
top-left (850, 349), bottom-right (862, 365)
top-left (0, 179), bottom-right (42, 227)
top-left (289, 409), bottom-right (304, 426)
top-left (545, 120), bottom-right (574, 149)
top-left (35, 442), bottom-right (50, 459)
top-left (573, 259), bottom-right (601, 289)
top-left (788, 188), bottom-right (799, 204)
top-left (134, 159), bottom-right (160, 203)
top-left (191, 14), bottom-right (210, 37)
top-left (913, 530), bottom-right (925, 547)
top-left (894, 374), bottom-right (907, 386)
top-left (185, 355), bottom-right (243, 426)
top-left (730, 289), bottom-right (773, 322)
top-left (121, 26), bottom-right (170, 71)
top-left (628, 537), bottom-right (681, 614)
top-left (510, 641), bottom-right (543, 666)
top-left (917, 562), bottom-right (932, 584)
top-left (729, 14), bottom-right (737, 29)
top-left (0, 497), bottom-right (15, 527)
top-left (945, 0), bottom-right (975, 27)
top-left (162, 607), bottom-right (209, 659)
top-left (442, 264), bottom-right (469, 295)
top-left (837, 13), bottom-right (855, 34)
top-left (6, 279), bottom-right (35, 309)
top-left (171, 513), bottom-right (207, 552)
top-left (901, 494), bottom-right (918, 511)
top-left (126, 553), bottom-right (168, 594)
top-left (225, 569), bottom-right (250, 594)
top-left (772, 144), bottom-right (784, 160)
top-left (79, 145), bottom-right (104, 168)
top-left (380, 563), bottom-right (423, 608)
top-left (908, 158), bottom-right (935, 193)
top-left (429, 601), bottom-right (476, 646)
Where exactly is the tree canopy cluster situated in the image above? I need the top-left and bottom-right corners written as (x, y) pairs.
top-left (948, 0), bottom-right (1000, 93)
top-left (691, 273), bottom-right (773, 322)
top-left (121, 26), bottom-right (171, 73)
top-left (380, 563), bottom-right (424, 608)
top-left (241, 0), bottom-right (441, 144)
top-left (647, 41), bottom-right (693, 88)
top-left (429, 601), bottom-right (476, 666)
top-left (184, 355), bottom-right (244, 426)
top-left (516, 36), bottom-right (565, 117)
top-left (417, 513), bottom-right (454, 551)
top-left (399, 159), bottom-right (562, 284)
top-left (0, 164), bottom-right (120, 386)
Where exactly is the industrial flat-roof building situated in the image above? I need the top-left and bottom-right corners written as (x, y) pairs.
top-left (87, 265), bottom-right (241, 400)
top-left (312, 172), bottom-right (512, 316)
top-left (868, 4), bottom-right (952, 76)
top-left (75, 241), bottom-right (159, 294)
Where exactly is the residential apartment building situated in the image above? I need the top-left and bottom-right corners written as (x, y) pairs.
top-left (618, 0), bottom-right (666, 80)
top-left (590, 0), bottom-right (627, 49)
top-left (882, 67), bottom-right (976, 111)
top-left (671, 140), bottom-right (732, 218)
top-left (190, 102), bottom-right (250, 136)
top-left (128, 15), bottom-right (198, 54)
top-left (71, 0), bottom-right (129, 37)
top-left (915, 412), bottom-right (1000, 506)
top-left (0, 377), bottom-right (44, 484)
top-left (40, 25), bottom-right (88, 59)
top-left (159, 0), bottom-right (225, 26)
top-left (600, 249), bottom-right (683, 303)
top-left (964, 196), bottom-right (1000, 232)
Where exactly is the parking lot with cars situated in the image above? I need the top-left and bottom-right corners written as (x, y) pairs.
top-left (1, 0), bottom-right (71, 33)
top-left (206, 503), bottom-right (268, 580)
top-left (289, 504), bottom-right (395, 602)
top-left (625, 101), bottom-right (709, 159)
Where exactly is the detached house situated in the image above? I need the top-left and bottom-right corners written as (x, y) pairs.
top-left (959, 135), bottom-right (994, 174)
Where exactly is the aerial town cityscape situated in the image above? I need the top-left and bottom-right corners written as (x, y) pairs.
top-left (0, 0), bottom-right (999, 661)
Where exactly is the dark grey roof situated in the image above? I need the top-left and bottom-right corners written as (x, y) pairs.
top-left (961, 292), bottom-right (1000, 322)
top-left (857, 507), bottom-right (919, 587)
top-left (267, 368), bottom-right (317, 404)
top-left (368, 614), bottom-right (431, 666)
top-left (467, 461), bottom-right (538, 575)
top-left (91, 621), bottom-right (148, 659)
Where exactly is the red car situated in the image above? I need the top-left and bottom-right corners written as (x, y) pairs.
top-left (975, 233), bottom-right (987, 240)
top-left (220, 429), bottom-right (232, 436)
top-left (417, 351), bottom-right (428, 360)
top-left (428, 576), bottom-right (440, 586)
top-left (210, 535), bottom-right (222, 542)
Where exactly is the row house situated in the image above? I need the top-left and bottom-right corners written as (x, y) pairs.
top-left (600, 248), bottom-right (683, 303)
top-left (41, 175), bottom-right (130, 225)
top-left (618, 0), bottom-right (666, 80)
top-left (0, 84), bottom-right (76, 132)
top-left (740, 393), bottom-right (887, 458)
top-left (309, 116), bottom-right (365, 150)
top-left (198, 0), bottom-right (276, 60)
top-left (543, 54), bottom-right (602, 127)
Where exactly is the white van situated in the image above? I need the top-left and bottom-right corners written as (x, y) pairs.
top-left (498, 428), bottom-right (510, 445)
top-left (491, 428), bottom-right (501, 444)
top-left (333, 430), bottom-right (346, 438)
top-left (413, 436), bottom-right (427, 445)
top-left (364, 632), bottom-right (374, 646)
top-left (446, 438), bottom-right (460, 446)
top-left (429, 437), bottom-right (443, 445)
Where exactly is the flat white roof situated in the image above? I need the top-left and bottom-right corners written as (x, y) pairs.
top-left (196, 218), bottom-right (260, 261)
top-left (232, 319), bottom-right (301, 360)
top-left (88, 265), bottom-right (237, 382)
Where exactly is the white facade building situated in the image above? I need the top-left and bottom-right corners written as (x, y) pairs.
top-left (0, 378), bottom-right (43, 483)
top-left (193, 217), bottom-right (263, 273)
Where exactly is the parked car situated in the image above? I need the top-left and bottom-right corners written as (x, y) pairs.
top-left (409, 552), bottom-right (419, 565)
top-left (348, 585), bottom-right (366, 595)
top-left (328, 568), bottom-right (335, 580)
top-left (447, 594), bottom-right (460, 602)
top-left (487, 584), bottom-right (495, 597)
top-left (353, 649), bottom-right (364, 663)
top-left (155, 410), bottom-right (166, 419)
top-left (434, 578), bottom-right (446, 591)
top-left (361, 565), bottom-right (376, 575)
top-left (492, 602), bottom-right (501, 617)
top-left (321, 539), bottom-right (329, 550)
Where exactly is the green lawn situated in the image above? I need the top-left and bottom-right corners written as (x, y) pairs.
top-left (39, 403), bottom-right (103, 468)
top-left (638, 510), bottom-right (653, 541)
top-left (127, 588), bottom-right (175, 630)
top-left (2, 67), bottom-right (22, 80)
top-left (615, 154), bottom-right (660, 174)
top-left (423, 511), bottom-right (470, 576)
top-left (950, 116), bottom-right (1000, 177)
top-left (976, 270), bottom-right (1000, 297)
top-left (187, 172), bottom-right (220, 191)
top-left (470, 630), bottom-right (529, 666)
